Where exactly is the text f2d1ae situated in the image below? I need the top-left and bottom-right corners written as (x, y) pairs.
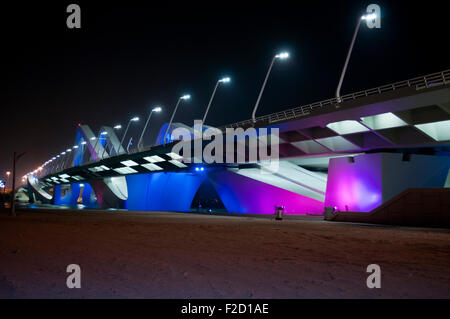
top-left (181, 303), bottom-right (269, 316)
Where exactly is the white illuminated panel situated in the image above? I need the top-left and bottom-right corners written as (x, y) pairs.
top-left (60, 179), bottom-right (70, 183)
top-left (51, 177), bottom-right (59, 181)
top-left (72, 175), bottom-right (85, 181)
top-left (415, 120), bottom-right (450, 141)
top-left (143, 155), bottom-right (165, 163)
top-left (141, 163), bottom-right (164, 171)
top-left (326, 120), bottom-right (369, 135)
top-left (121, 160), bottom-right (139, 167)
top-left (361, 112), bottom-right (407, 130)
top-left (113, 167), bottom-right (138, 174)
top-left (291, 140), bottom-right (329, 154)
top-left (315, 136), bottom-right (360, 152)
top-left (59, 174), bottom-right (70, 179)
top-left (88, 165), bottom-right (110, 172)
top-left (169, 160), bottom-right (187, 168)
top-left (166, 152), bottom-right (183, 160)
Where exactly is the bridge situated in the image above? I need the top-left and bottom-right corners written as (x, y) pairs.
top-left (26, 69), bottom-right (450, 217)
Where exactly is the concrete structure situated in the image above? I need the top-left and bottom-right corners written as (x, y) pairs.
top-left (27, 69), bottom-right (450, 221)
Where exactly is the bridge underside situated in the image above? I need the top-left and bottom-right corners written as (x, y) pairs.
top-left (29, 152), bottom-right (450, 215)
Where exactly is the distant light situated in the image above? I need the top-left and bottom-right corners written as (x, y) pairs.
top-left (361, 13), bottom-right (376, 20)
top-left (66, 149), bottom-right (72, 152)
top-left (6, 171), bottom-right (11, 176)
top-left (195, 167), bottom-right (199, 172)
top-left (219, 77), bottom-right (231, 83)
top-left (61, 152), bottom-right (66, 155)
top-left (81, 141), bottom-right (87, 145)
top-left (79, 184), bottom-right (84, 187)
top-left (275, 52), bottom-right (289, 59)
top-left (52, 157), bottom-right (56, 160)
top-left (73, 145), bottom-right (79, 149)
top-left (152, 106), bottom-right (162, 112)
top-left (131, 117), bottom-right (140, 122)
top-left (114, 125), bottom-right (122, 129)
top-left (101, 131), bottom-right (108, 135)
top-left (90, 137), bottom-right (96, 140)
top-left (181, 94), bottom-right (191, 100)
top-left (200, 167), bottom-right (205, 171)
top-left (56, 155), bottom-right (60, 158)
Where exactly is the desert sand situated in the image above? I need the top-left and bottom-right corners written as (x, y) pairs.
top-left (0, 208), bottom-right (449, 298)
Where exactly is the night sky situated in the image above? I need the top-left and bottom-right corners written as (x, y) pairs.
top-left (1, 0), bottom-right (449, 183)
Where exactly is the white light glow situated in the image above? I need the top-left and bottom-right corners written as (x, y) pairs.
top-left (275, 52), bottom-right (289, 59)
top-left (181, 94), bottom-right (191, 100)
top-left (219, 77), bottom-right (231, 83)
top-left (113, 167), bottom-right (138, 175)
top-left (143, 155), bottom-right (165, 163)
top-left (141, 163), bottom-right (164, 171)
top-left (415, 120), bottom-right (450, 141)
top-left (114, 125), bottom-right (122, 130)
top-left (166, 152), bottom-right (183, 160)
top-left (361, 112), bottom-right (408, 130)
top-left (131, 117), bottom-right (140, 122)
top-left (152, 106), bottom-right (162, 112)
top-left (327, 120), bottom-right (370, 135)
top-left (121, 160), bottom-right (139, 167)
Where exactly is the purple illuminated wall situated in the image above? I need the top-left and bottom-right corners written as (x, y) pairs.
top-left (324, 153), bottom-right (450, 213)
top-left (325, 155), bottom-right (382, 213)
top-left (208, 169), bottom-right (324, 214)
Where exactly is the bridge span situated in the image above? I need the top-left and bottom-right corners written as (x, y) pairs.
top-left (27, 70), bottom-right (450, 216)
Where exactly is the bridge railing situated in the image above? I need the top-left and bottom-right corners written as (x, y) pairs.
top-left (222, 69), bottom-right (450, 129)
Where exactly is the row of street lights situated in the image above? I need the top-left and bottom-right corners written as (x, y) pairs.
top-left (27, 7), bottom-right (379, 178)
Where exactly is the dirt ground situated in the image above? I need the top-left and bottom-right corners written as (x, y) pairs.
top-left (0, 208), bottom-right (449, 299)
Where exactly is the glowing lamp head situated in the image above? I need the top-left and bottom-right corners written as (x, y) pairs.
top-left (152, 106), bottom-right (162, 113)
top-left (219, 77), bottom-right (231, 83)
top-left (90, 137), bottom-right (96, 141)
top-left (61, 152), bottom-right (66, 155)
top-left (131, 117), bottom-right (139, 122)
top-left (361, 13), bottom-right (376, 20)
top-left (101, 131), bottom-right (108, 136)
top-left (114, 125), bottom-right (122, 130)
top-left (73, 145), bottom-right (79, 149)
top-left (6, 171), bottom-right (10, 176)
top-left (81, 141), bottom-right (87, 145)
top-left (181, 94), bottom-right (191, 100)
top-left (275, 52), bottom-right (289, 59)
top-left (66, 149), bottom-right (72, 152)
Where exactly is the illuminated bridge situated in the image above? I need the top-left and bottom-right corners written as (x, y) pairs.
top-left (27, 69), bottom-right (450, 217)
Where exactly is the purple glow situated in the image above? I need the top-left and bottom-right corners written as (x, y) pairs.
top-left (208, 170), bottom-right (324, 215)
top-left (325, 155), bottom-right (382, 213)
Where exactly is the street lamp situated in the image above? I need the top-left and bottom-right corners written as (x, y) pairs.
top-left (202, 77), bottom-right (231, 125)
top-left (138, 106), bottom-right (162, 150)
top-left (92, 131), bottom-right (108, 159)
top-left (6, 171), bottom-right (10, 190)
top-left (120, 117), bottom-right (140, 152)
top-left (251, 52), bottom-right (289, 123)
top-left (335, 12), bottom-right (378, 102)
top-left (163, 94), bottom-right (191, 145)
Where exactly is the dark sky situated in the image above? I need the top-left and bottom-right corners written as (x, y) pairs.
top-left (1, 0), bottom-right (449, 183)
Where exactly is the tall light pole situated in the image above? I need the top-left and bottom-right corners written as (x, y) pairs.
top-left (164, 95), bottom-right (190, 145)
top-left (138, 106), bottom-right (162, 150)
top-left (202, 77), bottom-right (230, 125)
top-left (336, 12), bottom-right (378, 102)
top-left (252, 52), bottom-right (289, 123)
top-left (120, 117), bottom-right (140, 152)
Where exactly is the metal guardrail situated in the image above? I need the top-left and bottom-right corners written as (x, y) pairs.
top-left (222, 69), bottom-right (450, 129)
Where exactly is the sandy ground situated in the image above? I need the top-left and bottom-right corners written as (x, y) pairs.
top-left (0, 208), bottom-right (449, 299)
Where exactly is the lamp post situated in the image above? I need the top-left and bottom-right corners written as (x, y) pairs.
top-left (336, 12), bottom-right (377, 102)
top-left (163, 95), bottom-right (190, 145)
top-left (138, 106), bottom-right (162, 150)
top-left (252, 52), bottom-right (289, 123)
top-left (202, 77), bottom-right (230, 125)
top-left (119, 117), bottom-right (139, 152)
